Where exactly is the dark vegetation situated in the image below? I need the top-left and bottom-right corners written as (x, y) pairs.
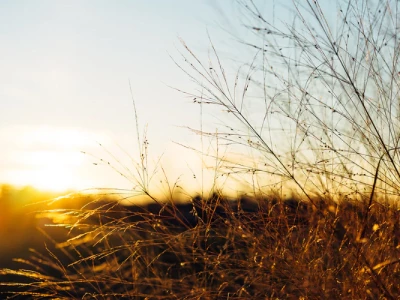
top-left (2, 0), bottom-right (400, 298)
top-left (1, 189), bottom-right (399, 299)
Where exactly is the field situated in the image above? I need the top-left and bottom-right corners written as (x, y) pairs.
top-left (2, 0), bottom-right (400, 298)
top-left (0, 186), bottom-right (399, 299)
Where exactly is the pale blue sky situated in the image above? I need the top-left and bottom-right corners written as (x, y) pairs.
top-left (0, 0), bottom-right (224, 130)
top-left (0, 1), bottom-right (306, 194)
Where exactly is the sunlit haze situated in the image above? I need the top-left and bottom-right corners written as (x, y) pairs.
top-left (0, 1), bottom-right (292, 195)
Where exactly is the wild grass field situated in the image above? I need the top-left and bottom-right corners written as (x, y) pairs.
top-left (2, 0), bottom-right (400, 299)
top-left (0, 187), bottom-right (399, 299)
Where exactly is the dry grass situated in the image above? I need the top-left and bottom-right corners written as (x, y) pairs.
top-left (0, 192), bottom-right (399, 299)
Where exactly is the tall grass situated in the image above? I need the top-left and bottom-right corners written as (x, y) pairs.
top-left (1, 0), bottom-right (400, 298)
top-left (176, 0), bottom-right (400, 202)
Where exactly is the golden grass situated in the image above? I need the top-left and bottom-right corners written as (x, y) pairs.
top-left (1, 192), bottom-right (399, 299)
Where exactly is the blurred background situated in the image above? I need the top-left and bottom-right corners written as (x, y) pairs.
top-left (0, 0), bottom-right (262, 194)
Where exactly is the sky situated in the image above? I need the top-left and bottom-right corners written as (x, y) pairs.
top-left (0, 0), bottom-right (299, 196)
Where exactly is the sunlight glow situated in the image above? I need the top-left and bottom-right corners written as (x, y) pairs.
top-left (0, 124), bottom-right (208, 194)
top-left (7, 168), bottom-right (78, 192)
top-left (0, 125), bottom-right (102, 192)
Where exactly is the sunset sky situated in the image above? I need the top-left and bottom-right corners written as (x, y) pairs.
top-left (0, 1), bottom-right (300, 195)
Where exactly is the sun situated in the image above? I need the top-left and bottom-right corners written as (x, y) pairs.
top-left (6, 150), bottom-right (87, 192)
top-left (19, 166), bottom-right (81, 193)
top-left (4, 126), bottom-right (96, 192)
top-left (2, 125), bottom-right (144, 193)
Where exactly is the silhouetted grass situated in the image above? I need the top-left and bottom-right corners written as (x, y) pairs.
top-left (1, 192), bottom-right (399, 299)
